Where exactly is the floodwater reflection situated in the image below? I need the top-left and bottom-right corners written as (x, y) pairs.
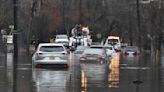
top-left (80, 54), bottom-right (116, 92)
top-left (1, 52), bottom-right (164, 92)
top-left (81, 64), bottom-right (87, 92)
top-left (32, 68), bottom-right (69, 92)
top-left (108, 53), bottom-right (120, 88)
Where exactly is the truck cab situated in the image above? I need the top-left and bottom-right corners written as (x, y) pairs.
top-left (104, 36), bottom-right (121, 51)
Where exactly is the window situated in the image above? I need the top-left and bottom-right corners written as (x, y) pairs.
top-left (83, 49), bottom-right (103, 55)
top-left (126, 47), bottom-right (137, 52)
top-left (108, 39), bottom-right (118, 45)
top-left (40, 46), bottom-right (64, 52)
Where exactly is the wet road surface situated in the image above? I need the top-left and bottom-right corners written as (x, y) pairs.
top-left (0, 52), bottom-right (164, 92)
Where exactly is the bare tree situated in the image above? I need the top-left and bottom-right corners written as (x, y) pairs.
top-left (0, 0), bottom-right (12, 29)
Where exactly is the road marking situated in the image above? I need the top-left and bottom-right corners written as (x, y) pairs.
top-left (120, 67), bottom-right (150, 70)
top-left (17, 68), bottom-right (32, 70)
top-left (0, 82), bottom-right (6, 84)
top-left (18, 64), bottom-right (32, 66)
top-left (119, 64), bottom-right (128, 66)
top-left (0, 54), bottom-right (5, 56)
top-left (0, 66), bottom-right (4, 68)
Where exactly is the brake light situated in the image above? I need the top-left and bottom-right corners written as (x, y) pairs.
top-left (64, 64), bottom-right (69, 68)
top-left (80, 55), bottom-right (87, 58)
top-left (35, 64), bottom-right (42, 68)
top-left (97, 55), bottom-right (104, 60)
top-left (37, 53), bottom-right (43, 56)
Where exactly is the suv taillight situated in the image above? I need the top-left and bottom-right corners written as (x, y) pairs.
top-left (36, 53), bottom-right (43, 60)
top-left (37, 53), bottom-right (43, 56)
top-left (80, 55), bottom-right (87, 58)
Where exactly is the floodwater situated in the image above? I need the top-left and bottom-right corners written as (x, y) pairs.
top-left (0, 52), bottom-right (164, 92)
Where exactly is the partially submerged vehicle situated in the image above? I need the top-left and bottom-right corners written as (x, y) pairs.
top-left (32, 43), bottom-right (69, 68)
top-left (104, 36), bottom-right (121, 51)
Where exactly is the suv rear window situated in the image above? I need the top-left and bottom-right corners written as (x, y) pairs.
top-left (56, 35), bottom-right (67, 39)
top-left (83, 49), bottom-right (103, 55)
top-left (39, 46), bottom-right (64, 52)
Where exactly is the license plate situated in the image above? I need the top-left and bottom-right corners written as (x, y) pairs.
top-left (54, 57), bottom-right (60, 60)
top-left (87, 57), bottom-right (95, 60)
top-left (49, 56), bottom-right (55, 60)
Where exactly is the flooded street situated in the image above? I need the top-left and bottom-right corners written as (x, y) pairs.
top-left (0, 52), bottom-right (164, 92)
top-left (1, 0), bottom-right (164, 91)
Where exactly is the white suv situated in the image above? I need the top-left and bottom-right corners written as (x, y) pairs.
top-left (32, 43), bottom-right (68, 68)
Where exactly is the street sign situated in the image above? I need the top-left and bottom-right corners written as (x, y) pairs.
top-left (9, 25), bottom-right (14, 29)
top-left (7, 35), bottom-right (13, 44)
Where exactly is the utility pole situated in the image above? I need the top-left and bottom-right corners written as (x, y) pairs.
top-left (13, 0), bottom-right (18, 58)
top-left (79, 0), bottom-right (82, 24)
top-left (136, 0), bottom-right (141, 49)
top-left (135, 2), bottom-right (142, 92)
top-left (13, 0), bottom-right (18, 92)
top-left (63, 0), bottom-right (65, 28)
top-left (158, 0), bottom-right (162, 51)
top-left (28, 0), bottom-right (37, 52)
top-left (62, 0), bottom-right (69, 37)
top-left (62, 0), bottom-right (66, 33)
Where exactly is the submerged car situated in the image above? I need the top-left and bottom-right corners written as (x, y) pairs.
top-left (90, 45), bottom-right (115, 57)
top-left (32, 43), bottom-right (69, 68)
top-left (104, 36), bottom-right (121, 51)
top-left (75, 46), bottom-right (88, 54)
top-left (120, 43), bottom-right (128, 51)
top-left (90, 45), bottom-right (104, 48)
top-left (123, 46), bottom-right (140, 56)
top-left (80, 48), bottom-right (111, 64)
